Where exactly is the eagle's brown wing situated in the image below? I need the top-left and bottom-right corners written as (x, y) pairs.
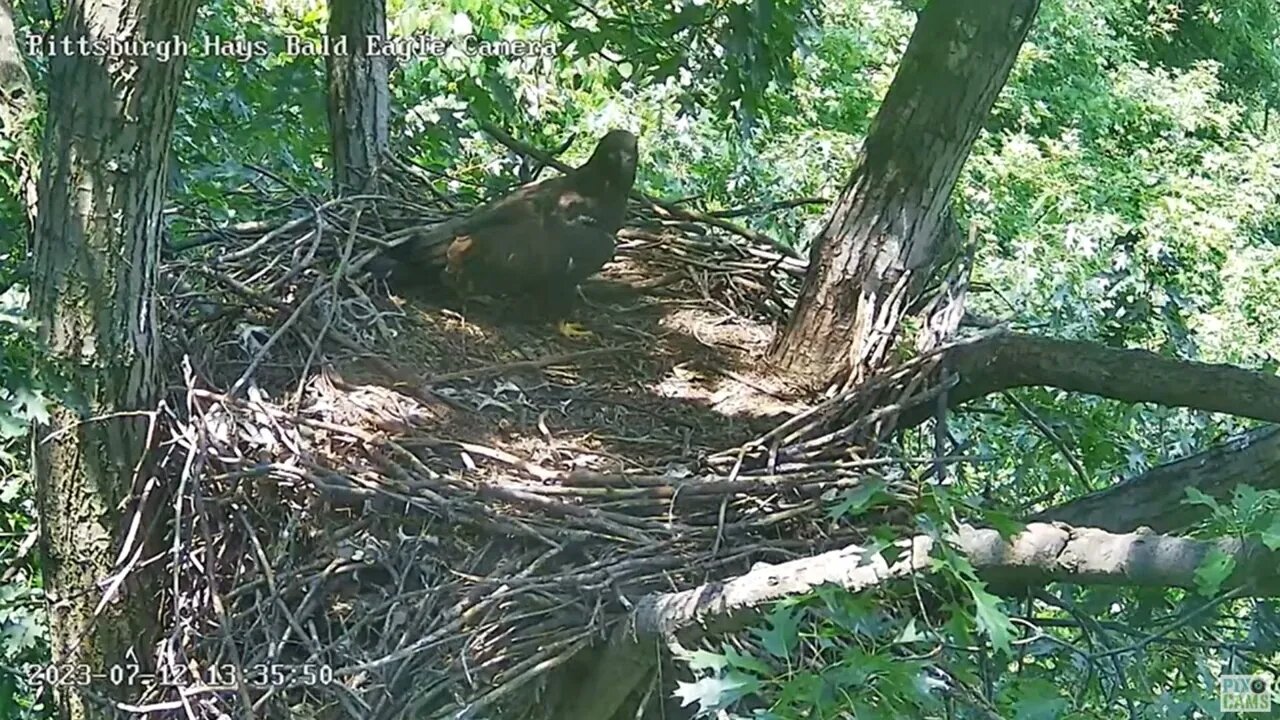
top-left (443, 215), bottom-right (559, 298)
top-left (439, 173), bottom-right (576, 244)
top-left (382, 173), bottom-right (570, 272)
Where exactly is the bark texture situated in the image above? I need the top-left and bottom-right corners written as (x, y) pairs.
top-left (908, 332), bottom-right (1280, 532)
top-left (770, 0), bottom-right (1040, 388)
top-left (326, 0), bottom-right (390, 193)
top-left (30, 2), bottom-right (198, 718)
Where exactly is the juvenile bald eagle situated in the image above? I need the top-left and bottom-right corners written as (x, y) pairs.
top-left (385, 129), bottom-right (638, 338)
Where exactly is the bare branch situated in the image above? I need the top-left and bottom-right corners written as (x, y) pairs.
top-left (944, 333), bottom-right (1280, 424)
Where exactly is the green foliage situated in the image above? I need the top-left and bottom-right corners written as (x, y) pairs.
top-left (0, 577), bottom-right (46, 719)
top-left (384, 0), bottom-right (876, 237)
top-left (955, 0), bottom-right (1280, 517)
top-left (1115, 0), bottom-right (1280, 107)
top-left (391, 0), bottom-right (816, 140)
top-left (0, 299), bottom-right (45, 717)
top-left (664, 0), bottom-right (1280, 713)
top-left (825, 477), bottom-right (891, 521)
top-left (0, 7), bottom-right (46, 711)
top-left (1183, 484), bottom-right (1280, 595)
top-left (170, 0), bottom-right (331, 234)
top-left (674, 590), bottom-right (945, 719)
top-left (0, 290), bottom-right (44, 441)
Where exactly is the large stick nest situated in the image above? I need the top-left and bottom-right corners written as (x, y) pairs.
top-left (140, 151), bottom-right (952, 719)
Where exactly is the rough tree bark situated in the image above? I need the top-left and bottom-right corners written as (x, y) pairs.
top-left (943, 332), bottom-right (1280, 423)
top-left (885, 330), bottom-right (1280, 431)
top-left (326, 0), bottom-right (390, 193)
top-left (770, 0), bottom-right (1041, 389)
top-left (891, 333), bottom-right (1280, 531)
top-left (30, 2), bottom-right (198, 718)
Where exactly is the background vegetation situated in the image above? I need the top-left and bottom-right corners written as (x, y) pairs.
top-left (4, 0), bottom-right (1280, 716)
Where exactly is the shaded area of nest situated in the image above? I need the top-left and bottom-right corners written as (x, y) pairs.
top-left (144, 154), bottom-right (949, 719)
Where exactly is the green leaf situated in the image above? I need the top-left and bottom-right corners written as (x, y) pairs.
top-left (722, 645), bottom-right (772, 676)
top-left (0, 475), bottom-right (22, 503)
top-left (1259, 515), bottom-right (1280, 551)
top-left (1193, 546), bottom-right (1236, 596)
top-left (0, 408), bottom-right (25, 440)
top-left (1008, 679), bottom-right (1069, 720)
top-left (969, 583), bottom-right (1016, 656)
top-left (895, 617), bottom-right (927, 644)
top-left (1183, 487), bottom-right (1220, 510)
top-left (673, 672), bottom-right (759, 716)
top-left (11, 387), bottom-right (49, 426)
top-left (678, 647), bottom-right (728, 673)
top-left (1232, 484), bottom-right (1265, 525)
top-left (981, 509), bottom-right (1026, 540)
top-left (753, 605), bottom-right (801, 660)
top-left (0, 608), bottom-right (43, 654)
top-left (826, 477), bottom-right (889, 520)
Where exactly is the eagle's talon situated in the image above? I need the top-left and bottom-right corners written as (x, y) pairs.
top-left (557, 321), bottom-right (594, 340)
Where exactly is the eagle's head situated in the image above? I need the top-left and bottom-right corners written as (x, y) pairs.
top-left (582, 129), bottom-right (638, 191)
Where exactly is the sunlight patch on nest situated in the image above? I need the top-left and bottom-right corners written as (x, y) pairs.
top-left (652, 307), bottom-right (810, 420)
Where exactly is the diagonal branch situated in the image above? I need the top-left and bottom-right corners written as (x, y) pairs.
top-left (943, 332), bottom-right (1280, 424)
top-left (1036, 425), bottom-right (1280, 533)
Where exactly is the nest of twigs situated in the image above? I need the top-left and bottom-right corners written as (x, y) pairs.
top-left (137, 149), bottom-right (956, 719)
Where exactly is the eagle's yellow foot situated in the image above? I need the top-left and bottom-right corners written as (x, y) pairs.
top-left (557, 320), bottom-right (594, 340)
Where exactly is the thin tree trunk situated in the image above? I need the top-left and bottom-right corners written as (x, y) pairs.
top-left (30, 2), bottom-right (198, 718)
top-left (770, 0), bottom-right (1040, 389)
top-left (327, 0), bottom-right (390, 193)
top-left (0, 0), bottom-right (38, 229)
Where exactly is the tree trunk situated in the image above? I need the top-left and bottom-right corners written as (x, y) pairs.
top-left (0, 0), bottom-right (37, 229)
top-left (326, 0), bottom-right (390, 193)
top-left (770, 0), bottom-right (1040, 389)
top-left (30, 3), bottom-right (198, 718)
